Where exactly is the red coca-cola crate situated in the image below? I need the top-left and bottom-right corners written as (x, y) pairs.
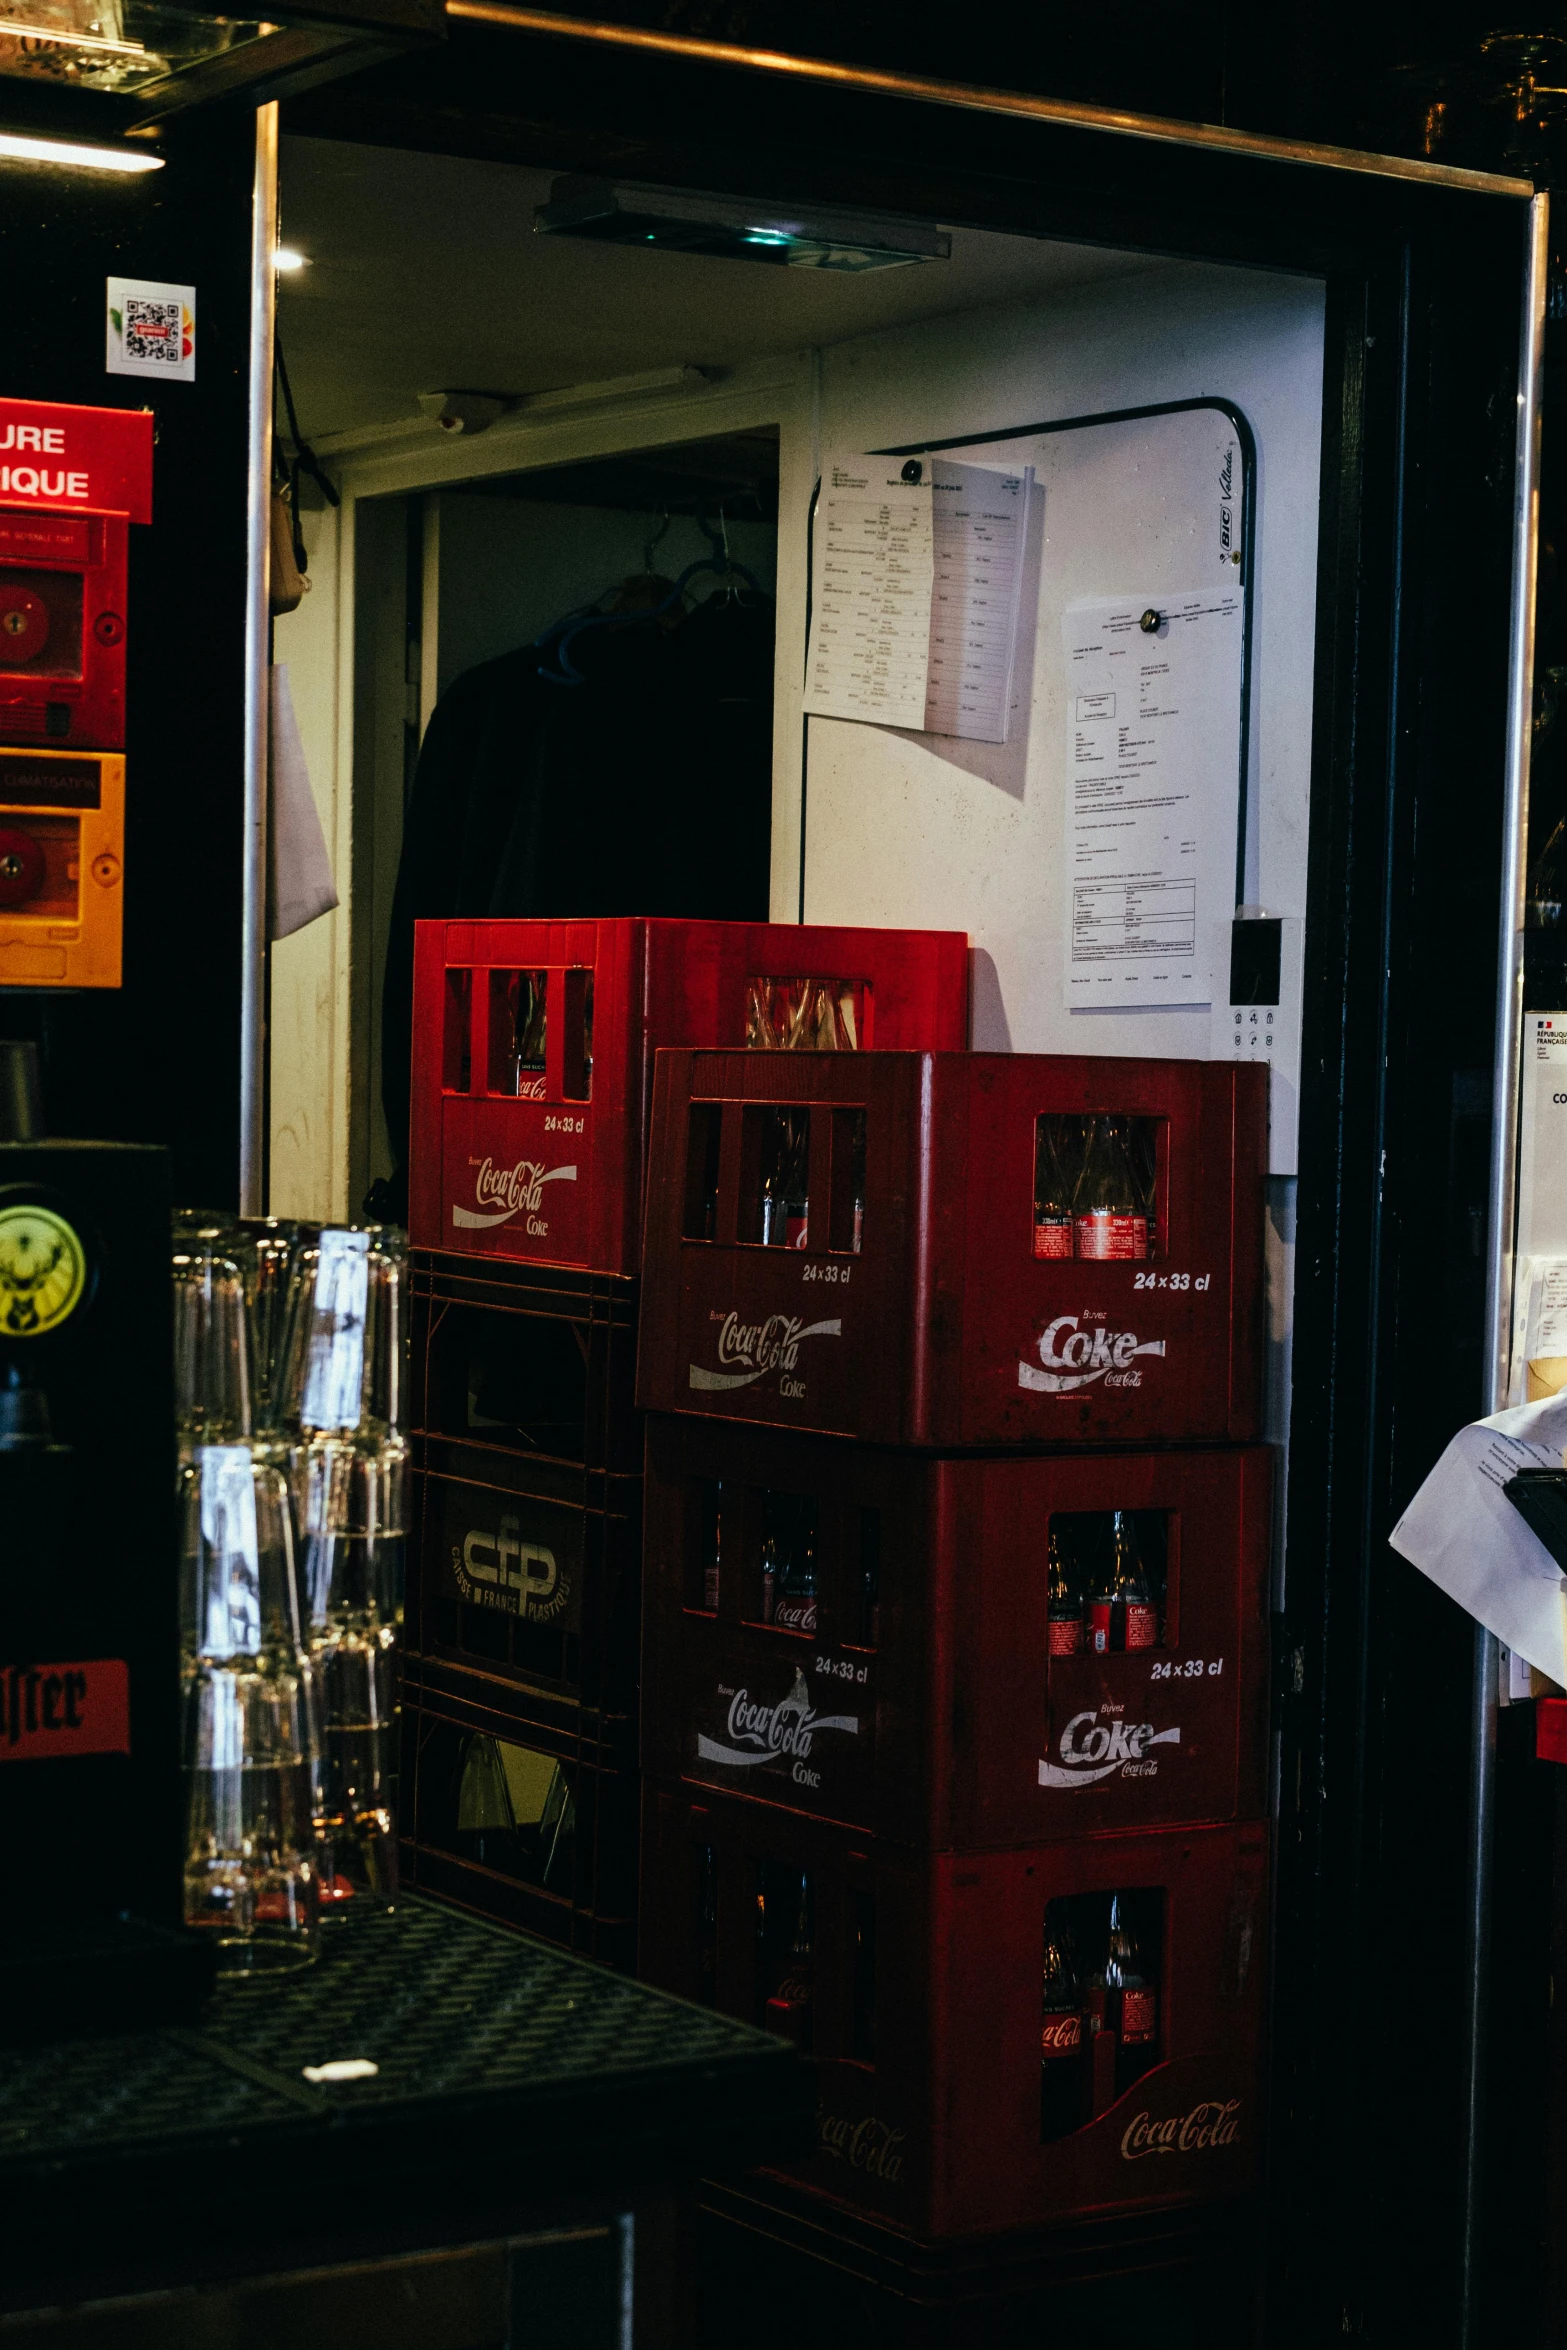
top-left (408, 917), bottom-right (969, 1275)
top-left (401, 1657), bottom-right (638, 1969)
top-left (642, 1418), bottom-right (1270, 1845)
top-left (641, 1781), bottom-right (1267, 2240)
top-left (636, 1051), bottom-right (1265, 1447)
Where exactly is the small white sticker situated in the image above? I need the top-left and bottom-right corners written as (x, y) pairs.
top-left (107, 276), bottom-right (195, 381)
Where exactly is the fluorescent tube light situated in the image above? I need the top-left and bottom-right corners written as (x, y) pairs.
top-left (273, 247), bottom-right (306, 271)
top-left (537, 178), bottom-right (949, 271)
top-left (0, 130), bottom-right (163, 171)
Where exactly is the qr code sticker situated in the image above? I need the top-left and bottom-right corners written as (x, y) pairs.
top-left (123, 297), bottom-right (182, 366)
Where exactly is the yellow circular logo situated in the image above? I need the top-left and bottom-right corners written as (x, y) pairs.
top-left (0, 1204), bottom-right (87, 1337)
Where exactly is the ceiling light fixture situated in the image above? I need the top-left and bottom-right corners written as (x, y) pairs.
top-left (0, 129), bottom-right (163, 171)
top-left (273, 247), bottom-right (307, 271)
top-left (536, 178), bottom-right (949, 272)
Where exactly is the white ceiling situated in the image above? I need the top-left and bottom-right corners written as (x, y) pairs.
top-left (278, 134), bottom-right (1164, 442)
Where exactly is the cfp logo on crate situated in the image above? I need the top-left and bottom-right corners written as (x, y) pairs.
top-left (1038, 1705), bottom-right (1181, 1789)
top-left (1120, 2098), bottom-right (1243, 2163)
top-left (1019, 1313), bottom-right (1168, 1396)
top-left (450, 1511), bottom-right (571, 1624)
top-left (453, 1155), bottom-right (577, 1235)
top-left (696, 1666), bottom-right (859, 1793)
top-left (690, 1310), bottom-right (842, 1401)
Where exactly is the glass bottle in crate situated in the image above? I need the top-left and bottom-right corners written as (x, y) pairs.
top-left (1040, 1917), bottom-right (1087, 2139)
top-left (1032, 1118), bottom-right (1080, 1259)
top-left (1072, 1116), bottom-right (1149, 1261)
top-left (1106, 1895), bottom-right (1159, 2095)
top-left (774, 1522), bottom-right (818, 1636)
top-left (761, 1109), bottom-right (809, 1249)
top-left (1047, 1523), bottom-right (1084, 1657)
top-left (1111, 1511), bottom-right (1159, 1650)
top-left (765, 1873), bottom-right (815, 2050)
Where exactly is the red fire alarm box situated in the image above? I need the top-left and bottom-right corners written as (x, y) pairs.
top-left (636, 1050), bottom-right (1267, 1448)
top-left (0, 399), bottom-right (152, 993)
top-left (640, 1783), bottom-right (1268, 2241)
top-left (408, 916), bottom-right (969, 1276)
top-left (642, 1417), bottom-right (1271, 1845)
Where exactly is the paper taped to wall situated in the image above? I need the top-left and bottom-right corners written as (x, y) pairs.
top-left (803, 454), bottom-right (1031, 742)
top-left (1062, 590), bottom-right (1243, 1009)
top-left (1509, 1257), bottom-right (1567, 1404)
top-left (1389, 1391), bottom-right (1567, 1686)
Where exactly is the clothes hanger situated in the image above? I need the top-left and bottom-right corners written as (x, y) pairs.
top-left (535, 506), bottom-right (767, 688)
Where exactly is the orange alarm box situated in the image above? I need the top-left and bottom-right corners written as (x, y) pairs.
top-left (0, 398), bottom-right (151, 992)
top-left (0, 745), bottom-right (125, 989)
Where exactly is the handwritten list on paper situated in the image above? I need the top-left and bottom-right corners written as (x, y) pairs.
top-left (803, 456), bottom-right (1032, 743)
top-left (1062, 591), bottom-right (1244, 1008)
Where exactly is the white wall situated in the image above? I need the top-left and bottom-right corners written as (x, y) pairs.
top-left (787, 260), bottom-right (1326, 1060)
top-left (271, 494), bottom-right (353, 1221)
top-left (267, 267), bottom-right (1326, 1216)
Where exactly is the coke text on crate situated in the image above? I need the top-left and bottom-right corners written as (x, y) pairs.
top-left (642, 1420), bottom-right (1272, 1846)
top-left (637, 1051), bottom-right (1267, 1448)
top-left (409, 916), bottom-right (969, 1277)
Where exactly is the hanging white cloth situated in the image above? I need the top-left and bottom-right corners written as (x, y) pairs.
top-left (267, 662), bottom-right (338, 940)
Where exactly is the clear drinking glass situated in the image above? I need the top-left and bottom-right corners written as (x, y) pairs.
top-left (293, 1429), bottom-right (406, 1913)
top-left (275, 1224), bottom-right (406, 1439)
top-left (235, 1216), bottom-right (319, 1434)
top-left (172, 1215), bottom-right (252, 1455)
top-left (181, 1443), bottom-right (319, 1970)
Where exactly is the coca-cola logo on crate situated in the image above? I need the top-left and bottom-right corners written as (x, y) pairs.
top-left (452, 1154), bottom-right (577, 1234)
top-left (1119, 2098), bottom-right (1243, 2161)
top-left (818, 2110), bottom-right (906, 2183)
top-left (689, 1309), bottom-right (842, 1398)
top-left (696, 1666), bottom-right (860, 1792)
top-left (1019, 1314), bottom-right (1167, 1395)
top-left (1038, 1706), bottom-right (1181, 1789)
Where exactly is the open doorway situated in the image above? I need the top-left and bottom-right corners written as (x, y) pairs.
top-left (266, 135), bottom-right (1188, 1218)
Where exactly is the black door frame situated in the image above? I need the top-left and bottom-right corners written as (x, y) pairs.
top-left (289, 38), bottom-right (1541, 2337)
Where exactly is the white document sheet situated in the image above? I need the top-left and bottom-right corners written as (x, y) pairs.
top-left (1062, 590), bottom-right (1244, 1008)
top-left (803, 455), bottom-right (1031, 742)
top-left (1389, 1392), bottom-right (1567, 1685)
top-left (1517, 1012), bottom-right (1567, 1262)
top-left (1508, 1257), bottom-right (1567, 1404)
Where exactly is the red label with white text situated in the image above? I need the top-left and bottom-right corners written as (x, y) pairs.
top-left (1124, 1604), bottom-right (1159, 1650)
top-left (1089, 1601), bottom-right (1112, 1654)
top-left (1074, 1213), bottom-right (1149, 1261)
top-left (1048, 1613), bottom-right (1083, 1657)
top-left (0, 1657), bottom-right (130, 1758)
top-left (1119, 1987), bottom-right (1157, 2044)
top-left (1033, 1220), bottom-right (1073, 1260)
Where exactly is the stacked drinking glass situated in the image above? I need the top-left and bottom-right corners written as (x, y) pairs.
top-left (172, 1214), bottom-right (407, 1971)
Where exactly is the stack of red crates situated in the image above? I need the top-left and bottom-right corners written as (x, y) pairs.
top-left (633, 1041), bottom-right (1271, 2280)
top-left (398, 917), bottom-right (968, 1966)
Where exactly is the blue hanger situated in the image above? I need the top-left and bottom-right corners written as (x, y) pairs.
top-left (534, 510), bottom-right (765, 687)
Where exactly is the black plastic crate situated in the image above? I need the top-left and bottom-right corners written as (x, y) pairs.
top-left (400, 1662), bottom-right (638, 1971)
top-left (407, 1431), bottom-right (642, 1732)
top-left (411, 1247), bottom-right (640, 1477)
